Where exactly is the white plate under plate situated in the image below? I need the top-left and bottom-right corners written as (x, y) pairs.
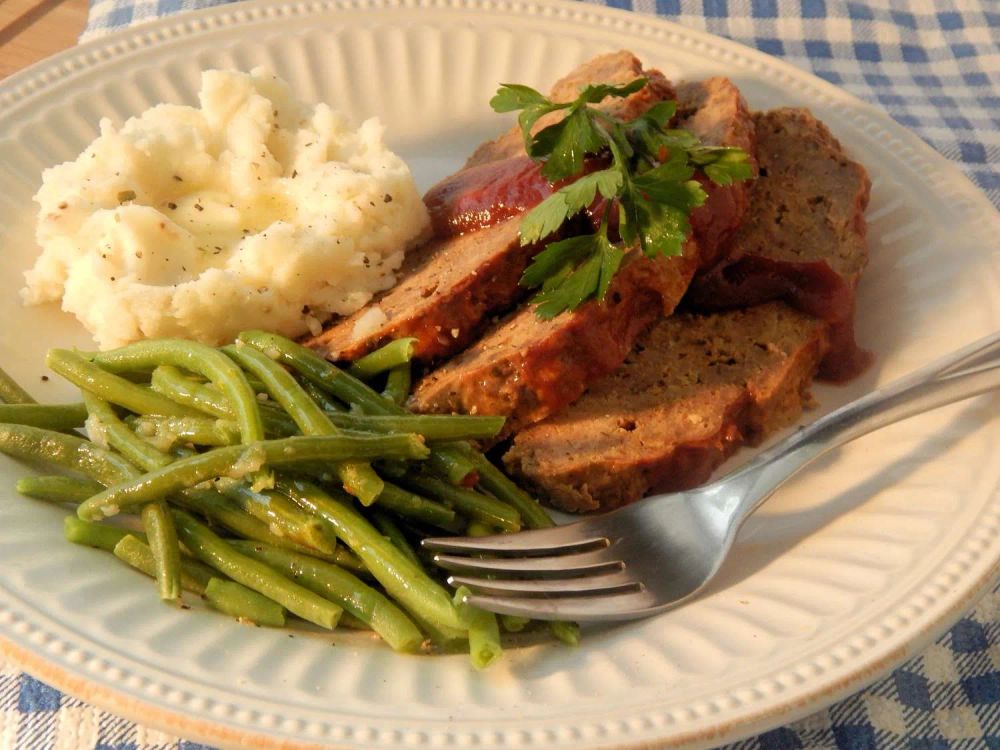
top-left (0, 1), bottom-right (997, 748)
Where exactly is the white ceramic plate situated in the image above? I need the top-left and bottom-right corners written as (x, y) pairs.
top-left (0, 2), bottom-right (997, 748)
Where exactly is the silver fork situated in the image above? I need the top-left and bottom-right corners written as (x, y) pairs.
top-left (423, 331), bottom-right (1000, 621)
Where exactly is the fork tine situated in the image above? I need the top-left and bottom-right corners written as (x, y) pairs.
top-left (431, 550), bottom-right (622, 578)
top-left (422, 530), bottom-right (609, 556)
top-left (448, 572), bottom-right (642, 597)
top-left (466, 589), bottom-right (661, 621)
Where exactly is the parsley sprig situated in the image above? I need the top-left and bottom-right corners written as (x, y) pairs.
top-left (490, 78), bottom-right (753, 318)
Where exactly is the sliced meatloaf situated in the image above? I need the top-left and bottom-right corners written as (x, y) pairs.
top-left (409, 241), bottom-right (700, 438)
top-left (465, 51), bottom-right (676, 168)
top-left (678, 78), bottom-right (757, 268)
top-left (503, 303), bottom-right (829, 512)
top-left (686, 107), bottom-right (872, 381)
top-left (305, 218), bottom-right (537, 362)
top-left (307, 52), bottom-right (675, 364)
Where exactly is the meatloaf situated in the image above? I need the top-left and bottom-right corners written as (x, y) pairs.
top-left (503, 303), bottom-right (829, 512)
top-left (306, 52), bottom-right (674, 364)
top-left (686, 107), bottom-right (872, 381)
top-left (409, 241), bottom-right (700, 438)
top-left (678, 78), bottom-right (757, 267)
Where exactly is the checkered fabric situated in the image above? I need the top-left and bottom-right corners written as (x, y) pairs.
top-left (4, 1), bottom-right (994, 748)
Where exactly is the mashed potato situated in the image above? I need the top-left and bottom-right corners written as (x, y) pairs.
top-left (23, 68), bottom-right (430, 349)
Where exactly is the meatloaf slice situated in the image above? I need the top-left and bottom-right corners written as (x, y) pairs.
top-left (678, 78), bottom-right (757, 268)
top-left (410, 242), bottom-right (700, 438)
top-left (465, 51), bottom-right (676, 168)
top-left (304, 218), bottom-right (538, 362)
top-left (503, 303), bottom-right (829, 512)
top-left (686, 107), bottom-right (872, 381)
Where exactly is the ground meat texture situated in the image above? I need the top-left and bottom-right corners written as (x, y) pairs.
top-left (503, 303), bottom-right (829, 513)
top-left (686, 108), bottom-right (872, 381)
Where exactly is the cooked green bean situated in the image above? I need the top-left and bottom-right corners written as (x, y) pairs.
top-left (113, 534), bottom-right (213, 595)
top-left (277, 478), bottom-right (464, 633)
top-left (64, 516), bottom-right (139, 552)
top-left (376, 482), bottom-right (460, 531)
top-left (222, 344), bottom-right (383, 505)
top-left (465, 520), bottom-right (499, 537)
top-left (150, 366), bottom-right (298, 437)
top-left (403, 474), bottom-right (521, 532)
top-left (82, 393), bottom-right (172, 472)
top-left (500, 614), bottom-right (530, 633)
top-left (222, 484), bottom-right (337, 555)
top-left (141, 501), bottom-right (182, 602)
top-left (16, 475), bottom-right (104, 504)
top-left (171, 487), bottom-right (360, 568)
top-left (454, 586), bottom-right (502, 670)
top-left (173, 510), bottom-right (342, 629)
top-left (549, 620), bottom-right (581, 646)
top-left (381, 364), bottom-right (411, 406)
top-left (0, 424), bottom-right (138, 486)
top-left (0, 366), bottom-right (35, 404)
top-left (205, 578), bottom-right (286, 627)
top-left (46, 350), bottom-right (201, 419)
top-left (457, 446), bottom-right (553, 530)
top-left (324, 413), bottom-right (505, 442)
top-left (348, 338), bottom-right (417, 381)
top-left (426, 447), bottom-right (477, 486)
top-left (371, 509), bottom-right (422, 568)
top-left (237, 332), bottom-right (478, 484)
top-left (91, 340), bottom-right (265, 444)
top-left (132, 415), bottom-right (241, 448)
top-left (0, 403), bottom-right (87, 430)
top-left (230, 541), bottom-right (422, 652)
top-left (77, 434), bottom-right (428, 520)
top-left (301, 380), bottom-right (345, 413)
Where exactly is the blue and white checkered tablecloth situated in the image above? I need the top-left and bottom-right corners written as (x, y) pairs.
top-left (3, 1), bottom-right (998, 748)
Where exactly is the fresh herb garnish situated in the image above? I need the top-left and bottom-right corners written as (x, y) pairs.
top-left (491, 79), bottom-right (754, 318)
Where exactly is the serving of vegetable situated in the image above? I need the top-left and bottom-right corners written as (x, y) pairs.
top-left (0, 334), bottom-right (578, 669)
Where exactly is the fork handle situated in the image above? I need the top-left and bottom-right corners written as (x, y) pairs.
top-left (722, 331), bottom-right (1000, 526)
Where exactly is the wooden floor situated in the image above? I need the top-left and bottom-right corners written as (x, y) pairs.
top-left (1, 0), bottom-right (89, 80)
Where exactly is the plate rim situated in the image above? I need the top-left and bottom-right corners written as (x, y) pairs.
top-left (1, 1), bottom-right (998, 748)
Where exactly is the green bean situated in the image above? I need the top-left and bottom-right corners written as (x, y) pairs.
top-left (173, 510), bottom-right (342, 629)
top-left (77, 434), bottom-right (428, 520)
top-left (132, 415), bottom-right (240, 448)
top-left (16, 475), bottom-right (104, 504)
top-left (46, 350), bottom-right (201, 419)
top-left (204, 578), bottom-right (286, 627)
top-left (403, 474), bottom-right (521, 532)
top-left (230, 541), bottom-right (422, 652)
top-left (323, 413), bottom-right (505, 442)
top-left (457, 447), bottom-right (553, 530)
top-left (381, 364), bottom-right (411, 406)
top-left (82, 393), bottom-right (172, 472)
top-left (0, 366), bottom-right (35, 404)
top-left (237, 332), bottom-right (478, 484)
top-left (465, 520), bottom-right (499, 537)
top-left (277, 478), bottom-right (464, 633)
top-left (222, 483), bottom-right (337, 555)
top-left (454, 586), bottom-right (502, 670)
top-left (64, 516), bottom-right (139, 552)
top-left (549, 620), bottom-right (581, 646)
top-left (302, 380), bottom-right (345, 413)
top-left (427, 447), bottom-right (478, 486)
top-left (222, 344), bottom-right (383, 505)
top-left (150, 367), bottom-right (298, 437)
top-left (0, 424), bottom-right (138, 486)
top-left (500, 614), bottom-right (530, 633)
top-left (0, 403), bottom-right (87, 431)
top-left (375, 482), bottom-right (460, 531)
top-left (141, 501), bottom-right (182, 602)
top-left (348, 338), bottom-right (417, 381)
top-left (91, 340), bottom-right (265, 444)
top-left (371, 509), bottom-right (422, 568)
top-left (113, 534), bottom-right (213, 595)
